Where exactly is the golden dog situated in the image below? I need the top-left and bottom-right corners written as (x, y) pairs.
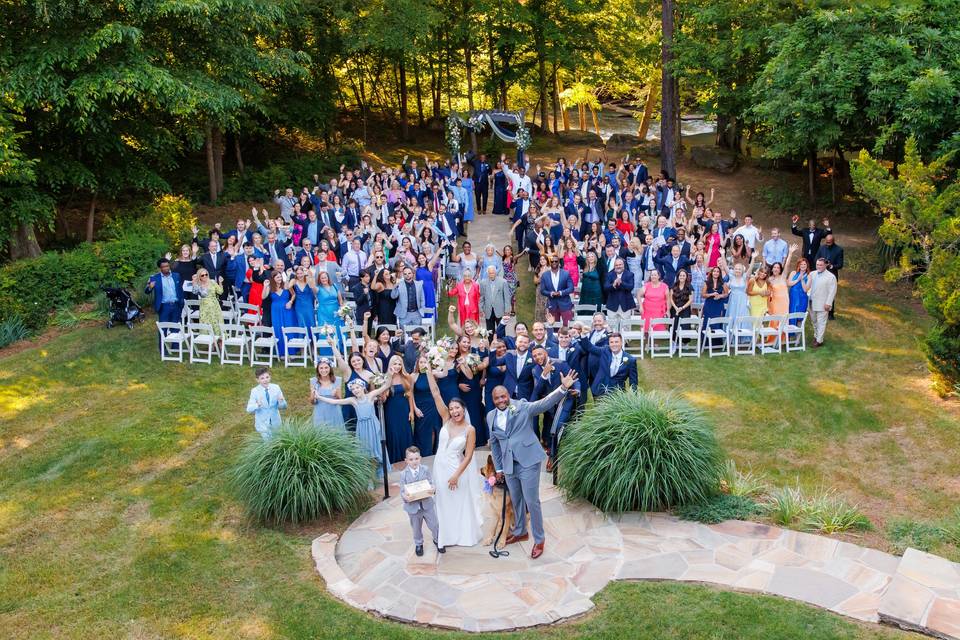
top-left (479, 454), bottom-right (520, 546)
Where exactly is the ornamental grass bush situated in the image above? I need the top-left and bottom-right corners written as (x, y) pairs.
top-left (558, 390), bottom-right (723, 513)
top-left (232, 418), bottom-right (372, 525)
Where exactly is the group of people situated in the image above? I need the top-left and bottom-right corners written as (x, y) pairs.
top-left (148, 150), bottom-right (845, 560)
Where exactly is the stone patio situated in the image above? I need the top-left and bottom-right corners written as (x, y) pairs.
top-left (311, 453), bottom-right (959, 637)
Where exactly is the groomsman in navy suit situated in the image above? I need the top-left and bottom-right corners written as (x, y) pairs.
top-left (579, 332), bottom-right (638, 398)
top-left (539, 257), bottom-right (575, 326)
top-left (492, 333), bottom-right (536, 400)
top-left (581, 313), bottom-right (609, 388)
top-left (531, 346), bottom-right (580, 446)
top-left (548, 327), bottom-right (585, 399)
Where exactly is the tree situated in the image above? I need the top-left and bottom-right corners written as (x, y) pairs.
top-left (660, 0), bottom-right (677, 179)
top-left (0, 104), bottom-right (54, 259)
top-left (852, 137), bottom-right (960, 395)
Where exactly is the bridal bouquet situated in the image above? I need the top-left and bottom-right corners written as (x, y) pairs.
top-left (475, 327), bottom-right (491, 340)
top-left (336, 304), bottom-right (353, 323)
top-left (423, 342), bottom-right (448, 371)
top-left (436, 336), bottom-right (456, 352)
top-left (368, 372), bottom-right (387, 390)
top-left (465, 352), bottom-right (483, 372)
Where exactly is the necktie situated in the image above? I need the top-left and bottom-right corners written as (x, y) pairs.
top-left (611, 354), bottom-right (621, 376)
top-left (559, 348), bottom-right (566, 362)
top-left (264, 387), bottom-right (271, 407)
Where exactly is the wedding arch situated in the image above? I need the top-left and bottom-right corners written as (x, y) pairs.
top-left (445, 110), bottom-right (530, 164)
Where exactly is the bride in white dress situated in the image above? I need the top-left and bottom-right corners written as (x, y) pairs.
top-left (425, 367), bottom-right (483, 548)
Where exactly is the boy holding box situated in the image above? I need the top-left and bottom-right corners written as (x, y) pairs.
top-left (400, 446), bottom-right (444, 557)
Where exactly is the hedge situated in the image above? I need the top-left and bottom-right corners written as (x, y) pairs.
top-left (0, 226), bottom-right (168, 331)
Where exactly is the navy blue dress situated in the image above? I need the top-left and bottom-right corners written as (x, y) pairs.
top-left (343, 370), bottom-right (367, 432)
top-left (701, 276), bottom-right (729, 343)
top-left (485, 354), bottom-right (507, 420)
top-left (413, 374), bottom-right (442, 456)
top-left (384, 383), bottom-right (414, 464)
top-left (493, 170), bottom-right (508, 215)
top-left (460, 350), bottom-right (487, 446)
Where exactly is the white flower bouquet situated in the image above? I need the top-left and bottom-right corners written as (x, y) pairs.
top-left (336, 304), bottom-right (353, 323)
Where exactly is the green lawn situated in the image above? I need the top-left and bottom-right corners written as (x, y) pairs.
top-left (0, 268), bottom-right (947, 639)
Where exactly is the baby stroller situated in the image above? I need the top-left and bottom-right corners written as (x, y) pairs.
top-left (102, 286), bottom-right (145, 329)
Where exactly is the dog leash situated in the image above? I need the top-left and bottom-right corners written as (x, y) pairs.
top-left (488, 478), bottom-right (510, 558)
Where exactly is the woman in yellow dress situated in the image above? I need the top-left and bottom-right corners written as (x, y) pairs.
top-left (747, 267), bottom-right (772, 320)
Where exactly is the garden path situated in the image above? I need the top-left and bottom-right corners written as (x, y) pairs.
top-left (312, 451), bottom-right (960, 637)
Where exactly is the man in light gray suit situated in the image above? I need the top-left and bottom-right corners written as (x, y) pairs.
top-left (391, 266), bottom-right (427, 328)
top-left (479, 265), bottom-right (512, 331)
top-left (487, 369), bottom-right (579, 559)
top-left (399, 445), bottom-right (443, 556)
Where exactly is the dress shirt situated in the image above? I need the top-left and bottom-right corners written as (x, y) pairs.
top-left (495, 409), bottom-right (508, 431)
top-left (160, 273), bottom-right (177, 304)
top-left (762, 238), bottom-right (789, 265)
top-left (342, 250), bottom-right (365, 277)
top-left (610, 350), bottom-right (623, 376)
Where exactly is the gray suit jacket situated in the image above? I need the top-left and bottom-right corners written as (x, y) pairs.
top-left (480, 277), bottom-right (512, 318)
top-left (400, 464), bottom-right (436, 514)
top-left (390, 280), bottom-right (427, 325)
top-left (487, 387), bottom-right (565, 475)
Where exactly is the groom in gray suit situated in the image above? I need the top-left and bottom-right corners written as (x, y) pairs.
top-left (487, 369), bottom-right (578, 559)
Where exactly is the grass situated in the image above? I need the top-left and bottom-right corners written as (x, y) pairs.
top-left (675, 494), bottom-right (765, 525)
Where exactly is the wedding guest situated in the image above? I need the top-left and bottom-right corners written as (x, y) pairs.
top-left (539, 256), bottom-right (574, 326)
top-left (310, 359), bottom-right (345, 431)
top-left (604, 257), bottom-right (636, 333)
top-left (808, 257), bottom-right (838, 347)
top-left (669, 268), bottom-right (693, 338)
top-left (246, 367), bottom-right (287, 440)
top-left (479, 265), bottom-right (511, 331)
top-left (447, 268), bottom-right (481, 326)
top-left (578, 331), bottom-right (638, 398)
top-left (815, 233), bottom-right (844, 318)
top-left (146, 258), bottom-right (184, 326)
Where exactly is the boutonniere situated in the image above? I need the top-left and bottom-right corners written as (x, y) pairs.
top-left (508, 404), bottom-right (518, 415)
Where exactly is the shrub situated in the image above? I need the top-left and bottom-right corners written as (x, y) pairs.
top-left (719, 460), bottom-right (767, 497)
top-left (767, 486), bottom-right (806, 527)
top-left (887, 519), bottom-right (946, 554)
top-left (803, 490), bottom-right (872, 534)
top-left (675, 494), bottom-right (764, 525)
top-left (150, 195), bottom-right (197, 246)
top-left (232, 418), bottom-right (372, 525)
top-left (219, 149), bottom-right (361, 203)
top-left (0, 316), bottom-right (30, 348)
top-left (558, 390), bottom-right (723, 513)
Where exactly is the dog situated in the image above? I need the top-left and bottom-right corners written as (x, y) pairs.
top-left (479, 454), bottom-right (518, 546)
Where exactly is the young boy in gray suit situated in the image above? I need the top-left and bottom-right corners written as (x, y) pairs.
top-left (400, 446), bottom-right (444, 557)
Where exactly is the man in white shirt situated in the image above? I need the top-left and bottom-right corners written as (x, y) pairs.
top-left (733, 213), bottom-right (763, 249)
top-left (341, 238), bottom-right (367, 286)
top-left (502, 161), bottom-right (532, 198)
top-left (808, 257), bottom-right (838, 347)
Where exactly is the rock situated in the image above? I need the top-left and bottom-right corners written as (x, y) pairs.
top-left (606, 133), bottom-right (642, 149)
top-left (690, 146), bottom-right (739, 173)
top-left (630, 142), bottom-right (661, 158)
top-left (557, 129), bottom-right (604, 146)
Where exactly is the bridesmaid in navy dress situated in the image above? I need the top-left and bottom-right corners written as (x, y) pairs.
top-left (484, 339), bottom-right (508, 421)
top-left (700, 266), bottom-right (729, 345)
top-left (452, 335), bottom-right (486, 445)
top-left (492, 162), bottom-right (508, 215)
top-left (411, 356), bottom-right (446, 456)
top-left (382, 355), bottom-right (415, 464)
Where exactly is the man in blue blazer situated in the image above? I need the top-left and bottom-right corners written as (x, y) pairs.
top-left (531, 346), bottom-right (581, 446)
top-left (604, 258), bottom-right (636, 333)
top-left (579, 332), bottom-right (638, 398)
top-left (654, 244), bottom-right (696, 287)
top-left (580, 313), bottom-right (609, 388)
top-left (492, 334), bottom-right (536, 400)
top-left (538, 257), bottom-right (575, 325)
top-left (145, 258), bottom-right (184, 324)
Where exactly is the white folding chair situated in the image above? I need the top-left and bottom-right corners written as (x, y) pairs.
top-left (156, 321), bottom-right (188, 362)
top-left (621, 317), bottom-right (646, 359)
top-left (220, 323), bottom-right (247, 365)
top-left (182, 299), bottom-right (201, 322)
top-left (756, 315), bottom-right (784, 354)
top-left (575, 303), bottom-right (600, 320)
top-left (248, 326), bottom-right (277, 367)
top-left (311, 326), bottom-right (335, 363)
top-left (676, 317), bottom-right (702, 357)
top-left (782, 312), bottom-right (807, 352)
top-left (188, 323), bottom-right (220, 364)
top-left (732, 316), bottom-right (757, 355)
top-left (648, 318), bottom-right (674, 358)
top-left (702, 317), bottom-right (731, 357)
top-left (236, 302), bottom-right (261, 327)
top-left (283, 327), bottom-right (311, 367)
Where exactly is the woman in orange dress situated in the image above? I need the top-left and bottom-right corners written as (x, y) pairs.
top-left (447, 268), bottom-right (481, 326)
top-left (766, 244), bottom-right (797, 339)
top-left (638, 269), bottom-right (669, 331)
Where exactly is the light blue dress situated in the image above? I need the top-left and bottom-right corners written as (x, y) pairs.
top-left (725, 274), bottom-right (751, 334)
top-left (626, 253), bottom-right (644, 294)
top-left (355, 398), bottom-right (384, 477)
top-left (462, 177), bottom-right (476, 221)
top-left (312, 377), bottom-right (345, 430)
top-left (316, 284), bottom-right (344, 348)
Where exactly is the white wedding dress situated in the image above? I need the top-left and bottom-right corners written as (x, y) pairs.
top-left (433, 424), bottom-right (483, 547)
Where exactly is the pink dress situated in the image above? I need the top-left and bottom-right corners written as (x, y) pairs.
top-left (705, 231), bottom-right (722, 268)
top-left (563, 252), bottom-right (580, 288)
top-left (641, 282), bottom-right (669, 331)
top-left (447, 282), bottom-right (481, 325)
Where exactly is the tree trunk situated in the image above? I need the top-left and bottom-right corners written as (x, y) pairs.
top-left (10, 223), bottom-right (43, 260)
top-left (589, 105), bottom-right (601, 136)
top-left (234, 135), bottom-right (245, 175)
top-left (445, 36), bottom-right (452, 112)
top-left (808, 147), bottom-right (817, 206)
top-left (85, 193), bottom-right (97, 243)
top-left (486, 17), bottom-right (496, 108)
top-left (212, 126), bottom-right (224, 196)
top-left (414, 59), bottom-right (425, 127)
top-left (716, 113), bottom-right (728, 148)
top-left (660, 0), bottom-right (677, 179)
top-left (578, 104), bottom-right (585, 131)
top-left (399, 57), bottom-right (409, 141)
top-left (551, 63), bottom-right (560, 133)
top-left (536, 36), bottom-right (548, 133)
top-left (638, 83), bottom-right (658, 140)
top-left (206, 124), bottom-right (217, 205)
top-left (557, 73), bottom-right (570, 131)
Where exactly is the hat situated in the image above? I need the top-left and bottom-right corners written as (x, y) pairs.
top-left (410, 327), bottom-right (427, 337)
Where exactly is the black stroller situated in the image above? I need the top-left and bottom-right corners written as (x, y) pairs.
top-left (102, 286), bottom-right (145, 329)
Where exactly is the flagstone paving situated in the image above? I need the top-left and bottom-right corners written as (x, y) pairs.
top-left (311, 452), bottom-right (959, 637)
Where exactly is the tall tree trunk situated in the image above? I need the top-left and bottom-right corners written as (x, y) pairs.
top-left (578, 104), bottom-right (585, 131)
top-left (206, 124), bottom-right (217, 205)
top-left (234, 135), bottom-right (245, 175)
top-left (638, 83), bottom-right (658, 140)
top-left (486, 17), bottom-right (497, 107)
top-left (213, 127), bottom-right (224, 196)
top-left (10, 223), bottom-right (43, 260)
top-left (399, 57), bottom-right (409, 141)
top-left (673, 76), bottom-right (681, 154)
top-left (589, 105), bottom-right (601, 136)
top-left (535, 33), bottom-right (548, 132)
top-left (551, 63), bottom-right (560, 133)
top-left (808, 147), bottom-right (817, 206)
top-left (660, 0), bottom-right (677, 179)
top-left (414, 59), bottom-right (425, 126)
top-left (466, 40), bottom-right (478, 153)
top-left (445, 35), bottom-right (452, 112)
top-left (716, 113), bottom-right (728, 148)
top-left (85, 193), bottom-right (97, 243)
top-left (557, 73), bottom-right (570, 131)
